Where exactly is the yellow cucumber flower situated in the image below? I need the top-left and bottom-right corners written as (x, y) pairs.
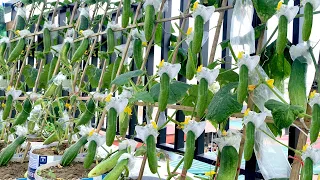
top-left (7, 85), bottom-right (11, 91)
top-left (124, 106), bottom-right (132, 115)
top-left (186, 27), bottom-right (193, 35)
top-left (237, 51), bottom-right (244, 60)
top-left (205, 170), bottom-right (216, 176)
top-left (159, 59), bottom-right (165, 68)
top-left (244, 108), bottom-right (251, 117)
top-left (151, 121), bottom-right (158, 129)
top-left (105, 93), bottom-right (112, 102)
top-left (310, 90), bottom-right (317, 99)
top-left (266, 79), bottom-right (275, 88)
top-left (193, 2), bottom-right (199, 10)
top-left (197, 65), bottom-right (203, 73)
top-left (65, 103), bottom-right (72, 110)
top-left (277, 1), bottom-right (283, 11)
top-left (88, 129), bottom-right (95, 137)
top-left (248, 85), bottom-right (256, 91)
top-left (1, 102), bottom-right (5, 108)
top-left (222, 130), bottom-right (227, 136)
top-left (302, 144), bottom-right (308, 152)
top-left (142, 41), bottom-right (148, 46)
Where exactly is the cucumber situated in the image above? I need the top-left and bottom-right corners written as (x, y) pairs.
top-left (106, 108), bottom-right (117, 146)
top-left (59, 42), bottom-right (71, 67)
top-left (237, 65), bottom-right (249, 104)
top-left (119, 111), bottom-right (129, 136)
top-left (43, 28), bottom-right (51, 54)
top-left (47, 56), bottom-right (58, 82)
top-left (122, 0), bottom-right (131, 28)
top-left (288, 57), bottom-right (307, 112)
top-left (310, 104), bottom-right (320, 144)
top-left (43, 132), bottom-right (59, 145)
top-left (88, 149), bottom-right (127, 177)
top-left (111, 57), bottom-right (121, 81)
top-left (302, 2), bottom-right (313, 41)
top-left (76, 98), bottom-right (95, 126)
top-left (183, 131), bottom-right (195, 170)
top-left (2, 94), bottom-right (13, 120)
top-left (71, 39), bottom-right (89, 63)
top-left (15, 15), bottom-right (26, 31)
top-left (144, 5), bottom-right (155, 42)
top-left (84, 140), bottom-right (97, 169)
top-left (244, 121), bottom-right (255, 161)
top-left (8, 38), bottom-right (25, 63)
top-left (107, 28), bottom-right (115, 54)
top-left (146, 135), bottom-right (157, 174)
top-left (44, 84), bottom-right (58, 97)
top-left (192, 15), bottom-right (204, 54)
top-left (0, 136), bottom-right (26, 166)
top-left (102, 159), bottom-right (128, 180)
top-left (158, 73), bottom-right (170, 112)
top-left (133, 39), bottom-right (143, 69)
top-left (302, 157), bottom-right (313, 180)
top-left (0, 42), bottom-right (7, 64)
top-left (186, 44), bottom-right (196, 80)
top-left (276, 16), bottom-right (288, 54)
top-left (13, 98), bottom-right (32, 126)
top-left (196, 78), bottom-right (208, 118)
top-left (216, 146), bottom-right (239, 180)
top-left (79, 15), bottom-right (89, 31)
top-left (61, 135), bottom-right (88, 166)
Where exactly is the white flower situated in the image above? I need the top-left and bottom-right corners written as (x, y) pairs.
top-left (82, 29), bottom-right (95, 38)
top-left (118, 87), bottom-right (134, 99)
top-left (118, 153), bottom-right (136, 170)
top-left (115, 43), bottom-right (134, 65)
top-left (0, 76), bottom-right (8, 90)
top-left (289, 43), bottom-right (312, 64)
top-left (213, 129), bottom-right (242, 152)
top-left (29, 92), bottom-right (42, 101)
top-left (143, 0), bottom-right (164, 12)
top-left (209, 81), bottom-right (220, 94)
top-left (0, 37), bottom-right (10, 45)
top-left (106, 97), bottom-right (129, 115)
top-left (119, 139), bottom-right (138, 153)
top-left (192, 3), bottom-right (215, 23)
top-left (237, 54), bottom-right (260, 72)
top-left (309, 92), bottom-right (320, 107)
top-left (132, 29), bottom-right (147, 43)
top-left (43, 21), bottom-right (58, 39)
top-left (58, 110), bottom-right (70, 128)
top-left (196, 66), bottom-right (219, 86)
top-left (6, 87), bottom-right (22, 100)
top-left (185, 31), bottom-right (209, 47)
top-left (92, 92), bottom-right (108, 101)
top-left (301, 0), bottom-right (320, 10)
top-left (64, 37), bottom-right (73, 44)
top-left (78, 125), bottom-right (93, 136)
top-left (243, 111), bottom-right (267, 128)
top-left (78, 7), bottom-right (90, 18)
top-left (182, 119), bottom-right (206, 139)
top-left (302, 146), bottom-right (320, 164)
top-left (53, 72), bottom-right (66, 86)
top-left (18, 29), bottom-right (31, 38)
top-left (88, 132), bottom-right (105, 147)
top-left (27, 105), bottom-right (42, 122)
top-left (276, 3), bottom-right (299, 23)
top-left (15, 125), bottom-right (28, 137)
top-left (135, 124), bottom-right (159, 143)
top-left (157, 61), bottom-right (181, 80)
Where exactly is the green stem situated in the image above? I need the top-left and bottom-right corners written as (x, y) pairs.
top-left (158, 110), bottom-right (178, 130)
top-left (309, 47), bottom-right (320, 86)
top-left (228, 42), bottom-right (238, 62)
top-left (166, 157), bottom-right (185, 180)
top-left (259, 26), bottom-right (278, 55)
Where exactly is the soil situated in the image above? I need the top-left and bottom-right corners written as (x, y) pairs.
top-left (38, 162), bottom-right (95, 180)
top-left (0, 162), bottom-right (28, 180)
top-left (32, 143), bottom-right (68, 155)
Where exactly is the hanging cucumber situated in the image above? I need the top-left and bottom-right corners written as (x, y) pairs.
top-left (158, 73), bottom-right (170, 112)
top-left (244, 121), bottom-right (255, 161)
top-left (83, 140), bottom-right (97, 169)
top-left (76, 98), bottom-right (95, 126)
top-left (47, 56), bottom-right (58, 82)
top-left (102, 159), bottom-right (129, 180)
top-left (237, 65), bottom-right (249, 104)
top-left (15, 15), bottom-right (26, 31)
top-left (71, 39), bottom-right (89, 63)
top-left (216, 146), bottom-right (239, 180)
top-left (302, 157), bottom-right (313, 180)
top-left (61, 135), bottom-right (88, 166)
top-left (43, 132), bottom-right (59, 145)
top-left (192, 15), bottom-right (204, 54)
top-left (310, 104), bottom-right (320, 144)
top-left (2, 94), bottom-right (13, 120)
top-left (119, 111), bottom-right (130, 137)
top-left (79, 14), bottom-right (89, 31)
top-left (44, 82), bottom-right (58, 97)
top-left (111, 57), bottom-right (121, 81)
top-left (133, 38), bottom-right (143, 69)
top-left (196, 78), bottom-right (208, 118)
top-left (183, 131), bottom-right (195, 170)
top-left (302, 2), bottom-right (313, 41)
top-left (88, 149), bottom-right (127, 177)
top-left (8, 38), bottom-right (25, 63)
top-left (276, 16), bottom-right (288, 54)
top-left (144, 5), bottom-right (155, 42)
top-left (13, 98), bottom-right (32, 126)
top-left (43, 28), bottom-right (51, 54)
top-left (122, 0), bottom-right (131, 28)
top-left (0, 41), bottom-right (7, 64)
top-left (0, 136), bottom-right (26, 166)
top-left (107, 28), bottom-right (115, 54)
top-left (186, 43), bottom-right (197, 80)
top-left (59, 42), bottom-right (71, 67)
top-left (106, 108), bottom-right (117, 146)
top-left (146, 135), bottom-right (157, 174)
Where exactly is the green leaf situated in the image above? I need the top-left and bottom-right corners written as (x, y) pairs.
top-left (130, 91), bottom-right (155, 103)
top-left (216, 69), bottom-right (239, 87)
top-left (181, 85), bottom-right (214, 116)
top-left (38, 64), bottom-right (50, 89)
top-left (14, 101), bottom-right (23, 113)
top-left (78, 101), bottom-right (87, 113)
top-left (22, 64), bottom-right (38, 88)
top-left (86, 65), bottom-right (101, 88)
top-left (134, 146), bottom-right (146, 156)
top-left (150, 81), bottom-right (191, 104)
top-left (111, 70), bottom-right (144, 86)
top-left (267, 122), bottom-right (282, 137)
top-left (206, 82), bottom-right (242, 124)
top-left (264, 99), bottom-right (304, 130)
top-left (252, 0), bottom-right (278, 23)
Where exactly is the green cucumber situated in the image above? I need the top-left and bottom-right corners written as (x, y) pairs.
top-left (43, 132), bottom-right (59, 145)
top-left (119, 111), bottom-right (130, 137)
top-left (106, 108), bottom-right (117, 146)
top-left (111, 57), bottom-right (121, 81)
top-left (144, 5), bottom-right (155, 42)
top-left (76, 98), bottom-right (95, 126)
top-left (186, 43), bottom-right (197, 80)
top-left (79, 15), bottom-right (89, 31)
top-left (84, 140), bottom-right (97, 169)
top-left (0, 136), bottom-right (26, 166)
top-left (88, 149), bottom-right (127, 177)
top-left (158, 73), bottom-right (170, 112)
top-left (276, 15), bottom-right (288, 54)
top-left (122, 0), bottom-right (131, 28)
top-left (102, 159), bottom-right (128, 180)
top-left (133, 39), bottom-right (143, 69)
top-left (237, 65), bottom-right (249, 104)
top-left (192, 15), bottom-right (204, 54)
top-left (71, 39), bottom-right (89, 63)
top-left (183, 131), bottom-right (195, 170)
top-left (302, 2), bottom-right (313, 41)
top-left (302, 157), bottom-right (313, 180)
top-left (15, 15), bottom-right (26, 31)
top-left (8, 38), bottom-right (25, 63)
top-left (59, 42), bottom-right (71, 67)
top-left (146, 135), bottom-right (157, 174)
top-left (244, 121), bottom-right (255, 161)
top-left (107, 28), bottom-right (115, 54)
top-left (216, 146), bottom-right (239, 180)
top-left (43, 28), bottom-right (51, 54)
top-left (44, 84), bottom-right (58, 97)
top-left (47, 56), bottom-right (58, 82)
top-left (196, 78), bottom-right (208, 118)
top-left (0, 42), bottom-right (7, 64)
top-left (13, 98), bottom-right (32, 126)
top-left (2, 94), bottom-right (13, 120)
top-left (61, 135), bottom-right (88, 166)
top-left (310, 104), bottom-right (320, 144)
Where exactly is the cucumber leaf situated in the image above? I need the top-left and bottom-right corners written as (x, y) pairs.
top-left (22, 64), bottom-right (38, 88)
top-left (130, 91), bottom-right (155, 103)
top-left (216, 69), bottom-right (239, 87)
top-left (252, 0), bottom-right (278, 23)
top-left (111, 70), bottom-right (144, 86)
top-left (206, 82), bottom-right (242, 124)
top-left (264, 99), bottom-right (304, 130)
top-left (150, 81), bottom-right (191, 104)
